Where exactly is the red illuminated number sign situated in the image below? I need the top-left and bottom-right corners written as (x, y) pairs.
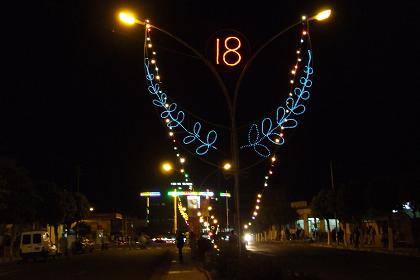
top-left (216, 36), bottom-right (242, 67)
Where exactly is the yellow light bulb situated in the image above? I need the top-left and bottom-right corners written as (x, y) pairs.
top-left (119, 12), bottom-right (136, 25)
top-left (315, 9), bottom-right (331, 21)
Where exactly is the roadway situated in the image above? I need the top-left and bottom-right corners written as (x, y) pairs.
top-left (246, 241), bottom-right (420, 280)
top-left (0, 245), bottom-right (172, 280)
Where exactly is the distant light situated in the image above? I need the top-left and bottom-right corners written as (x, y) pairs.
top-left (180, 157), bottom-right (185, 164)
top-left (161, 162), bottom-right (173, 172)
top-left (220, 192), bottom-right (231, 197)
top-left (140, 192), bottom-right (161, 197)
top-left (244, 233), bottom-right (252, 243)
top-left (168, 191), bottom-right (214, 197)
top-left (223, 162), bottom-right (232, 170)
top-left (244, 225), bottom-right (248, 229)
top-left (257, 194), bottom-right (262, 198)
top-left (403, 202), bottom-right (412, 210)
top-left (89, 207), bottom-right (94, 212)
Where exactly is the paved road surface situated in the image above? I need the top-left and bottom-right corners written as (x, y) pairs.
top-left (0, 245), bottom-right (172, 280)
top-left (247, 242), bottom-right (420, 280)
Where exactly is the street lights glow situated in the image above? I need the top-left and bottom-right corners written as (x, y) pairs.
top-left (89, 207), bottom-right (94, 212)
top-left (223, 162), bottom-right (232, 170)
top-left (119, 12), bottom-right (136, 25)
top-left (119, 11), bottom-right (147, 25)
top-left (313, 9), bottom-right (331, 21)
top-left (161, 162), bottom-right (173, 173)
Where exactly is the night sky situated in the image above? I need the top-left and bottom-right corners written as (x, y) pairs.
top-left (2, 0), bottom-right (420, 217)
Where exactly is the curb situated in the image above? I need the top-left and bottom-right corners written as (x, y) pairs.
top-left (261, 240), bottom-right (420, 257)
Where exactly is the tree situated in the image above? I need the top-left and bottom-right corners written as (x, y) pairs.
top-left (259, 187), bottom-right (297, 230)
top-left (36, 181), bottom-right (68, 244)
top-left (0, 163), bottom-right (38, 259)
top-left (0, 164), bottom-right (38, 226)
top-left (335, 181), bottom-right (366, 223)
top-left (310, 189), bottom-right (335, 241)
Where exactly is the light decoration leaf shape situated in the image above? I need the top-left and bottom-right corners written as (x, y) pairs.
top-left (143, 28), bottom-right (218, 156)
top-left (241, 50), bottom-right (313, 157)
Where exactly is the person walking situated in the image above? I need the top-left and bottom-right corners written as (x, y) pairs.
top-left (176, 231), bottom-right (185, 263)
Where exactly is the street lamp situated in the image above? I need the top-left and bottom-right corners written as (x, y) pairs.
top-left (161, 162), bottom-right (173, 173)
top-left (118, 7), bottom-right (331, 255)
top-left (140, 192), bottom-right (161, 226)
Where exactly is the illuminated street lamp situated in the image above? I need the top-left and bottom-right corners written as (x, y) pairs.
top-left (161, 162), bottom-right (173, 173)
top-left (223, 162), bottom-right (232, 171)
top-left (311, 9), bottom-right (332, 21)
top-left (118, 7), bottom-right (331, 255)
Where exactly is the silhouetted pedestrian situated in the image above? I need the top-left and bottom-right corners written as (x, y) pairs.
top-left (176, 231), bottom-right (185, 263)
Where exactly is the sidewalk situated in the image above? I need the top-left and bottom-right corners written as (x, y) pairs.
top-left (310, 241), bottom-right (420, 257)
top-left (264, 239), bottom-right (420, 257)
top-left (161, 247), bottom-right (211, 280)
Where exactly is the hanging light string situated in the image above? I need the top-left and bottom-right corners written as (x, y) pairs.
top-left (243, 154), bottom-right (277, 229)
top-left (241, 21), bottom-right (313, 158)
top-left (178, 199), bottom-right (189, 226)
top-left (143, 21), bottom-right (218, 156)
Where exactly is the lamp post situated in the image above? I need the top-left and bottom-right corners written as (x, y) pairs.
top-left (118, 9), bottom-right (331, 254)
top-left (220, 192), bottom-right (231, 230)
top-left (140, 192), bottom-right (161, 226)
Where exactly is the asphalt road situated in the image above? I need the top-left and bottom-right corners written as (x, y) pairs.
top-left (0, 245), bottom-right (172, 280)
top-left (247, 242), bottom-right (420, 280)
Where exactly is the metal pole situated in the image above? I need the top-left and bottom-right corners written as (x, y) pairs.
top-left (146, 197), bottom-right (150, 225)
top-left (173, 190), bottom-right (177, 234)
top-left (231, 115), bottom-right (242, 254)
top-left (226, 190), bottom-right (229, 230)
top-left (330, 160), bottom-right (338, 245)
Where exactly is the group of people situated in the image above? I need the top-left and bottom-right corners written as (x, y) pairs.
top-left (175, 230), bottom-right (240, 263)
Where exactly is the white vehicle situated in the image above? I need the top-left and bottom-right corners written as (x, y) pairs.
top-left (20, 231), bottom-right (57, 261)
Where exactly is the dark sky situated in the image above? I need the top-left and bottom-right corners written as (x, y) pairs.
top-left (2, 0), bottom-right (420, 217)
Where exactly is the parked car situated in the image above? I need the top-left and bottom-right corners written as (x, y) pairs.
top-left (20, 231), bottom-right (57, 261)
top-left (73, 237), bottom-right (95, 254)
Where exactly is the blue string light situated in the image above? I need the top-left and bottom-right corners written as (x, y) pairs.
top-left (241, 50), bottom-right (313, 157)
top-left (144, 58), bottom-right (218, 155)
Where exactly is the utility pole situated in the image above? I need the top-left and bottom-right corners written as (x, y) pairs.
top-left (173, 189), bottom-right (177, 234)
top-left (330, 160), bottom-right (338, 245)
top-left (76, 165), bottom-right (81, 193)
top-left (75, 165), bottom-right (81, 239)
top-left (225, 190), bottom-right (229, 230)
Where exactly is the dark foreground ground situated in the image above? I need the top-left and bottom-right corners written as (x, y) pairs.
top-left (213, 241), bottom-right (420, 280)
top-left (0, 245), bottom-right (172, 280)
